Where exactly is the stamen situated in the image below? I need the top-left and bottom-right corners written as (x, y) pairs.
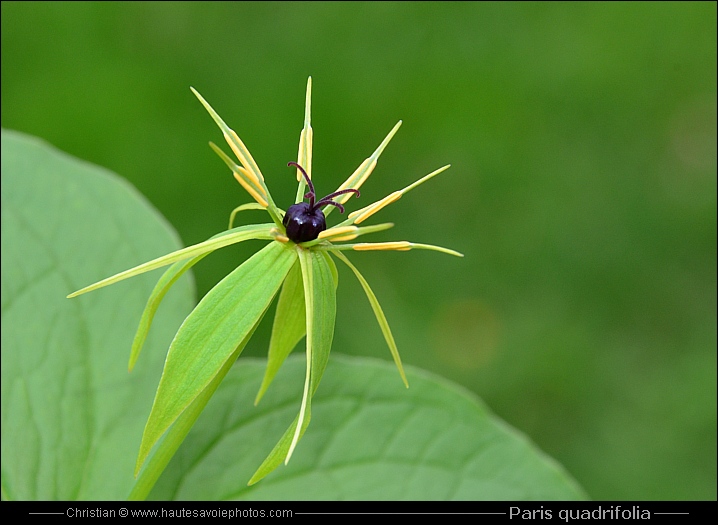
top-left (354, 241), bottom-right (412, 252)
top-left (349, 190), bottom-right (402, 224)
top-left (233, 172), bottom-right (269, 208)
top-left (317, 226), bottom-right (358, 240)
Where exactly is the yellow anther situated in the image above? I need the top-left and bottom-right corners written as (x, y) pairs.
top-left (233, 172), bottom-right (268, 208)
top-left (237, 166), bottom-right (263, 190)
top-left (224, 130), bottom-right (264, 181)
top-left (297, 129), bottom-right (313, 181)
top-left (353, 241), bottom-right (411, 252)
top-left (318, 226), bottom-right (358, 240)
top-left (269, 228), bottom-right (290, 243)
top-left (331, 234), bottom-right (359, 242)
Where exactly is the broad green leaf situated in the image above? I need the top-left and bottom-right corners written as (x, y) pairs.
top-left (1, 129), bottom-right (194, 499)
top-left (255, 261), bottom-right (305, 405)
top-left (333, 251), bottom-right (408, 387)
top-left (136, 241), bottom-right (297, 473)
top-left (248, 249), bottom-right (336, 484)
top-left (148, 355), bottom-right (586, 500)
top-left (129, 311), bottom-right (266, 500)
top-left (67, 222), bottom-right (274, 298)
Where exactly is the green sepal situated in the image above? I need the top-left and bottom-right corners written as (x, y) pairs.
top-left (333, 251), bottom-right (409, 387)
top-left (246, 412), bottom-right (309, 486)
top-left (135, 241), bottom-right (297, 475)
top-left (67, 223), bottom-right (275, 298)
top-left (128, 310), bottom-right (266, 500)
top-left (255, 260), bottom-right (306, 405)
top-left (128, 226), bottom-right (259, 370)
top-left (249, 248), bottom-right (336, 484)
top-left (128, 256), bottom-right (205, 371)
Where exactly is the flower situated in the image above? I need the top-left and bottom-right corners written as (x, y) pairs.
top-left (67, 77), bottom-right (462, 490)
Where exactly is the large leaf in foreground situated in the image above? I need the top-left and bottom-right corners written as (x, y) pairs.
top-left (1, 129), bottom-right (194, 499)
top-left (149, 355), bottom-right (587, 500)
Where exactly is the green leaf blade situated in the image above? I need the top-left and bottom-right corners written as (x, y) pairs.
top-left (129, 311), bottom-right (266, 500)
top-left (255, 260), bottom-right (305, 405)
top-left (67, 223), bottom-right (275, 298)
top-left (136, 241), bottom-right (297, 474)
top-left (129, 255), bottom-right (205, 371)
top-left (129, 226), bottom-right (269, 371)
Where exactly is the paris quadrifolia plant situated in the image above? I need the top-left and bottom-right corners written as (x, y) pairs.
top-left (67, 77), bottom-right (462, 497)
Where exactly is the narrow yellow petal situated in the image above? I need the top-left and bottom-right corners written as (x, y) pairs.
top-left (297, 133), bottom-right (306, 181)
top-left (353, 241), bottom-right (412, 252)
top-left (295, 77), bottom-right (314, 202)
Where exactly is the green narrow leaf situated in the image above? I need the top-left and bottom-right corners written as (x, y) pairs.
top-left (67, 223), bottom-right (275, 298)
top-left (333, 251), bottom-right (408, 387)
top-left (129, 256), bottom-right (205, 371)
top-left (136, 241), bottom-right (297, 474)
top-left (129, 225), bottom-right (268, 371)
top-left (248, 249), bottom-right (336, 484)
top-left (322, 250), bottom-right (339, 289)
top-left (246, 413), bottom-right (307, 487)
top-left (129, 311), bottom-right (266, 500)
top-left (255, 260), bottom-right (306, 405)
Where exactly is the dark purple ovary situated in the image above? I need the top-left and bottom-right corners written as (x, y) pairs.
top-left (282, 202), bottom-right (327, 243)
top-left (282, 162), bottom-right (360, 243)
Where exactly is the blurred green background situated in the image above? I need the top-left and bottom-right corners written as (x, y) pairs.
top-left (2, 2), bottom-right (715, 500)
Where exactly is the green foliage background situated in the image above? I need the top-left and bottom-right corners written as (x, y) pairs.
top-left (2, 2), bottom-right (715, 499)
